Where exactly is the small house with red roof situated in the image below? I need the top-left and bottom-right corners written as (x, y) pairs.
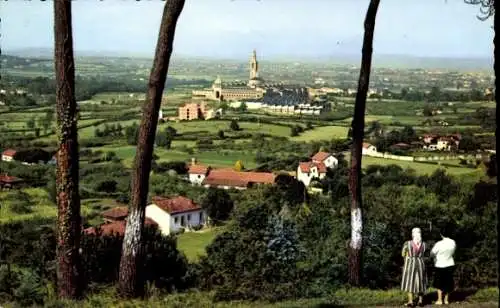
top-left (84, 218), bottom-right (158, 237)
top-left (84, 196), bottom-right (206, 237)
top-left (201, 168), bottom-right (276, 190)
top-left (0, 174), bottom-right (24, 189)
top-left (297, 151), bottom-right (338, 187)
top-left (2, 149), bottom-right (17, 162)
top-left (188, 161), bottom-right (210, 185)
top-left (297, 162), bottom-right (327, 187)
top-left (311, 151), bottom-right (338, 169)
top-left (147, 196), bottom-right (207, 235)
top-left (362, 143), bottom-right (377, 155)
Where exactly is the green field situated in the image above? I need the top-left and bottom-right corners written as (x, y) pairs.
top-left (94, 144), bottom-right (257, 169)
top-left (291, 125), bottom-right (349, 141)
top-left (176, 228), bottom-right (222, 261)
top-left (0, 188), bottom-right (99, 223)
top-left (361, 156), bottom-right (482, 177)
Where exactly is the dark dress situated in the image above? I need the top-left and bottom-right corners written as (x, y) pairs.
top-left (433, 266), bottom-right (455, 293)
top-left (401, 241), bottom-right (428, 294)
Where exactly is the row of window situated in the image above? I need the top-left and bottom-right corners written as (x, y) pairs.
top-left (174, 212), bottom-right (204, 227)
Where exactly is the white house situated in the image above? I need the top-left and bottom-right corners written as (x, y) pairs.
top-left (436, 138), bottom-right (452, 151)
top-left (311, 151), bottom-right (338, 169)
top-left (362, 143), bottom-right (377, 155)
top-left (297, 162), bottom-right (327, 187)
top-left (188, 161), bottom-right (209, 185)
top-left (1, 149), bottom-right (16, 162)
top-left (146, 196), bottom-right (207, 235)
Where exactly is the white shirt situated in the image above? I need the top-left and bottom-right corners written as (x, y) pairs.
top-left (431, 237), bottom-right (456, 268)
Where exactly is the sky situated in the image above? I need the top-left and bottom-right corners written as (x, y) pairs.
top-left (1, 0), bottom-right (494, 59)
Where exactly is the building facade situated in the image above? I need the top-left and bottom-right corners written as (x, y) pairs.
top-left (192, 50), bottom-right (266, 102)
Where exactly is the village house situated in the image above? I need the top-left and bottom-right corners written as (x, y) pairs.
top-left (297, 162), bottom-right (327, 187)
top-left (421, 134), bottom-right (461, 152)
top-left (362, 143), bottom-right (377, 155)
top-left (0, 174), bottom-right (24, 189)
top-left (187, 159), bottom-right (275, 190)
top-left (1, 149), bottom-right (16, 162)
top-left (296, 152), bottom-right (338, 187)
top-left (311, 151), bottom-right (338, 169)
top-left (85, 196), bottom-right (207, 236)
top-left (188, 163), bottom-right (210, 185)
top-left (147, 196), bottom-right (207, 235)
top-left (201, 168), bottom-right (276, 190)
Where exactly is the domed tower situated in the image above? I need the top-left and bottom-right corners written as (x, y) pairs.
top-left (212, 75), bottom-right (223, 100)
top-left (248, 49), bottom-right (263, 88)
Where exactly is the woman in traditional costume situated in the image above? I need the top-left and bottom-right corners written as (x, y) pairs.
top-left (401, 227), bottom-right (428, 307)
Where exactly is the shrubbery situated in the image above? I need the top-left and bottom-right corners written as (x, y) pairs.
top-left (0, 220), bottom-right (192, 304)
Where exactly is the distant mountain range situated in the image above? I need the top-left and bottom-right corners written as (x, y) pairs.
top-left (3, 47), bottom-right (493, 71)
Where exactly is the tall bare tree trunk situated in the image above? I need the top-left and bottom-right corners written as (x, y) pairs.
top-left (494, 3), bottom-right (498, 294)
top-left (118, 0), bottom-right (185, 298)
top-left (54, 0), bottom-right (82, 299)
top-left (348, 0), bottom-right (380, 287)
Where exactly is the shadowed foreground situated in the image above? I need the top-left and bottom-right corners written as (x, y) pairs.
top-left (3, 287), bottom-right (495, 308)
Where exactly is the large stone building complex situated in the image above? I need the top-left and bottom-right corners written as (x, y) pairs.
top-left (191, 49), bottom-right (330, 115)
top-left (192, 50), bottom-right (266, 101)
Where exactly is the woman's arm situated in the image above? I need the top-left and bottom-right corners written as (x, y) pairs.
top-left (402, 241), bottom-right (408, 258)
top-left (430, 242), bottom-right (438, 258)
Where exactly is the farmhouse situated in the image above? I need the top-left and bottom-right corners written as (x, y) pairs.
top-left (421, 134), bottom-right (461, 152)
top-left (1, 149), bottom-right (16, 162)
top-left (297, 162), bottom-right (327, 187)
top-left (362, 143), bottom-right (377, 155)
top-left (147, 196), bottom-right (207, 235)
top-left (188, 163), bottom-right (210, 185)
top-left (85, 196), bottom-right (207, 236)
top-left (201, 168), bottom-right (276, 190)
top-left (84, 219), bottom-right (158, 237)
top-left (311, 151), bottom-right (338, 169)
top-left (297, 152), bottom-right (338, 187)
top-left (0, 174), bottom-right (24, 189)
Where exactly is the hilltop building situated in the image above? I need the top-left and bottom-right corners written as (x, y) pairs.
top-left (192, 50), bottom-right (266, 101)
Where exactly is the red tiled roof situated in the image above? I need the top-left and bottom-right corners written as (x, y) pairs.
top-left (152, 196), bottom-right (201, 215)
top-left (84, 219), bottom-right (157, 236)
top-left (299, 162), bottom-right (313, 173)
top-left (102, 207), bottom-right (129, 220)
top-left (438, 137), bottom-right (453, 142)
top-left (362, 142), bottom-right (374, 149)
top-left (188, 164), bottom-right (209, 174)
top-left (299, 162), bottom-right (326, 174)
top-left (201, 169), bottom-right (275, 188)
top-left (0, 174), bottom-right (23, 183)
top-left (312, 152), bottom-right (331, 162)
top-left (2, 149), bottom-right (16, 157)
top-left (316, 162), bottom-right (327, 173)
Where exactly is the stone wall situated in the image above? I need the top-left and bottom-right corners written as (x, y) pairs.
top-left (363, 152), bottom-right (485, 162)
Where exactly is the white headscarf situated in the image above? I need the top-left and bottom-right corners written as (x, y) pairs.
top-left (412, 227), bottom-right (422, 245)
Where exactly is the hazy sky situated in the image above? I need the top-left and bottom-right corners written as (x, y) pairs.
top-left (1, 0), bottom-right (494, 59)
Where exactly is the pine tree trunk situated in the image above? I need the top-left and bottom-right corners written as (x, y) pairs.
top-left (53, 0), bottom-right (82, 299)
top-left (494, 3), bottom-right (498, 295)
top-left (348, 0), bottom-right (380, 287)
top-left (118, 0), bottom-right (185, 298)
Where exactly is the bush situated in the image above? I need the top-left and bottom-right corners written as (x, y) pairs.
top-left (0, 222), bottom-right (192, 304)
